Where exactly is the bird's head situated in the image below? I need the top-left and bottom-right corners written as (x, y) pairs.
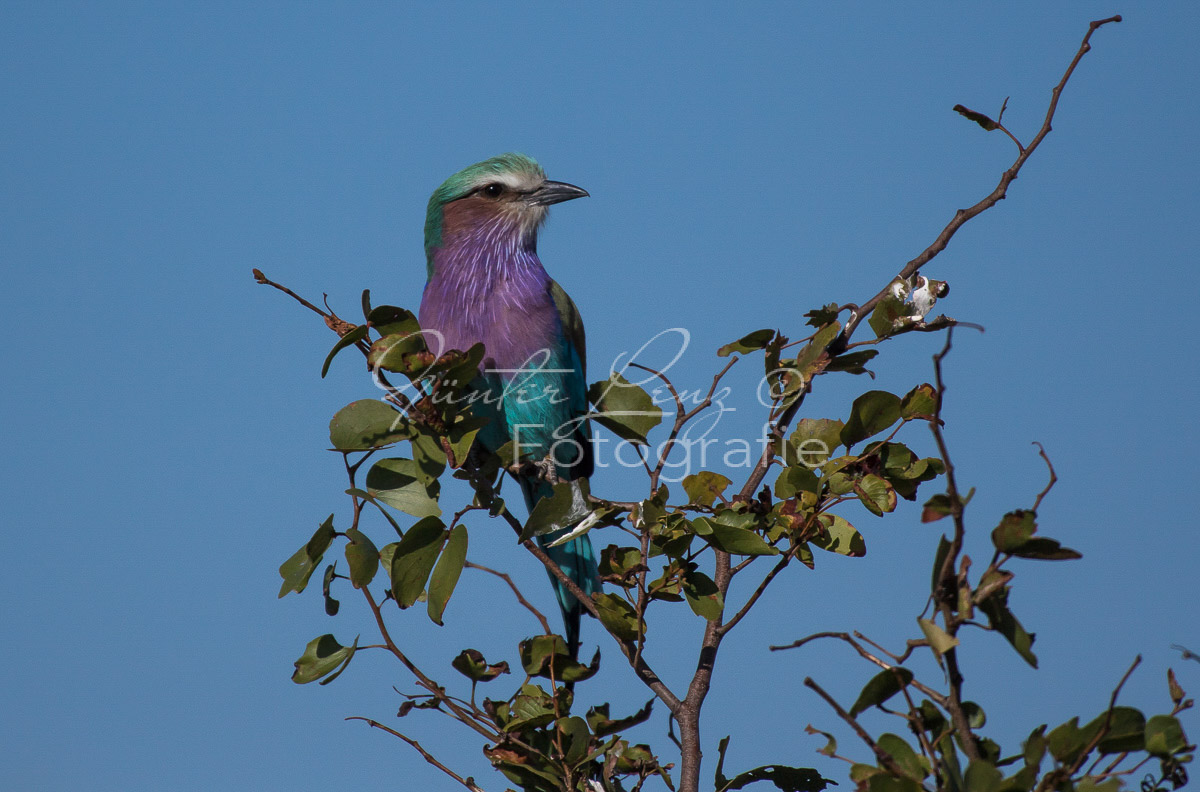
top-left (423, 153), bottom-right (588, 271)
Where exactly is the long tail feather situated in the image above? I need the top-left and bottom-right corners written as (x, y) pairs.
top-left (519, 477), bottom-right (599, 660)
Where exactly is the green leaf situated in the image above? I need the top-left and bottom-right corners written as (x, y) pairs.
top-left (587, 372), bottom-right (663, 445)
top-left (321, 324), bottom-right (369, 378)
top-left (964, 566), bottom-right (1012, 602)
top-left (963, 702), bottom-right (987, 729)
top-left (827, 349), bottom-right (879, 375)
top-left (775, 465), bottom-right (820, 499)
top-left (367, 305), bottom-right (420, 337)
top-left (378, 542), bottom-right (398, 572)
top-left (683, 471), bottom-right (733, 507)
top-left (321, 563), bottom-right (339, 615)
top-left (389, 516), bottom-right (446, 608)
top-left (964, 759), bottom-right (1002, 792)
top-left (557, 716), bottom-right (592, 767)
top-left (519, 635), bottom-right (601, 684)
top-left (1022, 725), bottom-right (1047, 770)
top-left (292, 634), bottom-right (358, 685)
top-left (443, 414), bottom-right (488, 468)
top-left (366, 458), bottom-right (441, 518)
top-left (430, 342), bottom-right (486, 393)
top-left (914, 702), bottom-right (947, 737)
top-left (718, 328), bottom-right (775, 357)
top-left (520, 481), bottom-right (575, 541)
top-left (1145, 714), bottom-right (1189, 758)
top-left (278, 515), bottom-right (336, 597)
top-left (1090, 706), bottom-right (1146, 754)
top-left (329, 399), bottom-right (411, 451)
top-left (855, 473), bottom-right (897, 516)
top-left (805, 304), bottom-right (840, 327)
top-left (683, 568), bottom-right (724, 621)
top-left (878, 733), bottom-right (926, 781)
top-left (979, 591), bottom-right (1038, 668)
top-left (343, 528), bottom-right (379, 589)
top-left (900, 383), bottom-right (938, 419)
top-left (598, 545), bottom-right (644, 587)
top-left (519, 634), bottom-right (571, 676)
top-left (278, 549), bottom-right (321, 598)
top-left (805, 724), bottom-right (838, 757)
top-left (304, 515), bottom-right (337, 559)
top-left (593, 592), bottom-right (640, 642)
top-left (812, 514), bottom-right (866, 557)
top-left (991, 511), bottom-right (1036, 553)
top-left (426, 524), bottom-right (468, 625)
top-left (789, 418), bottom-right (844, 466)
top-left (400, 435), bottom-right (443, 489)
top-left (1077, 779), bottom-right (1120, 792)
top-left (918, 618), bottom-right (960, 656)
top-left (867, 774), bottom-right (922, 792)
top-left (1009, 537), bottom-right (1082, 561)
top-left (938, 734), bottom-right (965, 792)
top-left (613, 741), bottom-right (667, 777)
top-left (850, 667), bottom-right (914, 717)
top-left (841, 391), bottom-right (902, 449)
top-left (1047, 717), bottom-right (1094, 764)
top-left (780, 324), bottom-right (840, 400)
top-left (450, 648), bottom-right (509, 682)
top-left (869, 293), bottom-right (908, 339)
top-left (588, 700), bottom-right (655, 738)
top-left (367, 331), bottom-right (431, 375)
top-left (922, 494), bottom-right (954, 523)
top-left (502, 683), bottom-right (558, 733)
top-left (705, 521), bottom-right (779, 556)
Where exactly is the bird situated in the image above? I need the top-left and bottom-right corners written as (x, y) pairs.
top-left (418, 153), bottom-right (599, 659)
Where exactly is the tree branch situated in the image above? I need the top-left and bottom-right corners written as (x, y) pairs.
top-left (838, 15), bottom-right (1122, 342)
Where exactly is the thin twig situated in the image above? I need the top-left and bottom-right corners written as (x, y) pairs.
top-left (716, 541), bottom-right (802, 636)
top-left (347, 717), bottom-right (488, 792)
top-left (1031, 441), bottom-right (1058, 512)
top-left (1035, 655), bottom-right (1142, 792)
top-left (253, 268), bottom-right (332, 319)
top-left (804, 677), bottom-right (909, 779)
top-left (854, 631), bottom-right (923, 665)
top-left (465, 560), bottom-right (552, 635)
top-left (771, 631), bottom-right (947, 708)
top-left (360, 587), bottom-right (499, 742)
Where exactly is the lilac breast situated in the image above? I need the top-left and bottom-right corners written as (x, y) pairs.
top-left (419, 246), bottom-right (565, 375)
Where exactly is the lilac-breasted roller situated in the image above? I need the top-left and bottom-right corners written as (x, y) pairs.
top-left (419, 153), bottom-right (599, 658)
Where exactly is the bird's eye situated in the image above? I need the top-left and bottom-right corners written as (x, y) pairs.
top-left (482, 183), bottom-right (504, 198)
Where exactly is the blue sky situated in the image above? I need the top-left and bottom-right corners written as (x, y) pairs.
top-left (3, 3), bottom-right (1198, 790)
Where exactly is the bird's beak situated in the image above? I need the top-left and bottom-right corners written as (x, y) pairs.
top-left (525, 180), bottom-right (589, 206)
